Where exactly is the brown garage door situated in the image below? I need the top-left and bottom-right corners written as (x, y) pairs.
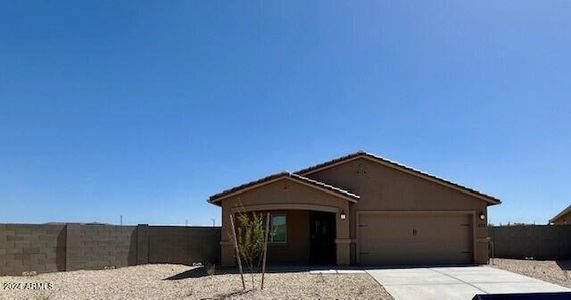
top-left (358, 213), bottom-right (473, 265)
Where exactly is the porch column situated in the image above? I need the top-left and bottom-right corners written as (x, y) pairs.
top-left (220, 207), bottom-right (236, 266)
top-left (221, 241), bottom-right (235, 266)
top-left (335, 207), bottom-right (351, 266)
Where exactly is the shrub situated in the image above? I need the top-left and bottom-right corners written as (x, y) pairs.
top-left (236, 212), bottom-right (265, 289)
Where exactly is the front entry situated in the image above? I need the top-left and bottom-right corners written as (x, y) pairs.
top-left (309, 211), bottom-right (336, 265)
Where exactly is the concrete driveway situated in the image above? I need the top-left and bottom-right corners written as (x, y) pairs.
top-left (366, 266), bottom-right (570, 300)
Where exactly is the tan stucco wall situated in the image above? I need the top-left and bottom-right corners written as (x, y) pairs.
top-left (265, 210), bottom-right (309, 263)
top-left (552, 211), bottom-right (571, 225)
top-left (218, 178), bottom-right (350, 266)
top-left (305, 157), bottom-right (490, 264)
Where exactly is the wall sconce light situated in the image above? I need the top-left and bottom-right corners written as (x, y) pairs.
top-left (340, 211), bottom-right (347, 220)
top-left (479, 212), bottom-right (486, 221)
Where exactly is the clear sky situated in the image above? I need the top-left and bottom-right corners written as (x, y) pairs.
top-left (1, 1), bottom-right (570, 226)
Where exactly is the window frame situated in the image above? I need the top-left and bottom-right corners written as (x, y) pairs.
top-left (262, 213), bottom-right (287, 244)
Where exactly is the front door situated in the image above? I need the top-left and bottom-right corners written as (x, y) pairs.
top-left (309, 211), bottom-right (336, 265)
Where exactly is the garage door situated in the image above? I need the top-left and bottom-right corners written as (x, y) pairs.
top-left (358, 213), bottom-right (473, 265)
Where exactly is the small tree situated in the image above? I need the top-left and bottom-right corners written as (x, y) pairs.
top-left (236, 211), bottom-right (265, 289)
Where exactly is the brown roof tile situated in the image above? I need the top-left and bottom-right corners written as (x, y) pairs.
top-left (208, 171), bottom-right (359, 204)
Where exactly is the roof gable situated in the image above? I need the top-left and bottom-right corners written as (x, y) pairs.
top-left (208, 172), bottom-right (360, 205)
top-left (550, 204), bottom-right (571, 223)
top-left (296, 151), bottom-right (501, 205)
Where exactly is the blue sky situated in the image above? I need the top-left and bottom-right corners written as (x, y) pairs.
top-left (1, 1), bottom-right (570, 226)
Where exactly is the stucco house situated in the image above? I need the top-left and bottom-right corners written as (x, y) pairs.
top-left (550, 204), bottom-right (571, 225)
top-left (208, 151), bottom-right (501, 266)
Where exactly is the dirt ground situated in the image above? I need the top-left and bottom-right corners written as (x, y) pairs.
top-left (491, 258), bottom-right (571, 288)
top-left (0, 264), bottom-right (392, 300)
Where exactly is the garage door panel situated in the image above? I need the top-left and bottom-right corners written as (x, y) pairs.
top-left (358, 213), bottom-right (473, 265)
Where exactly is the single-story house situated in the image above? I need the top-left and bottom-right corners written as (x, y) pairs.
top-left (208, 151), bottom-right (501, 266)
top-left (550, 204), bottom-right (571, 225)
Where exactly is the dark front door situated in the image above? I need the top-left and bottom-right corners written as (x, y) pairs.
top-left (309, 211), bottom-right (336, 265)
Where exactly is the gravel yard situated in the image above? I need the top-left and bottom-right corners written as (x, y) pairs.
top-left (491, 258), bottom-right (571, 288)
top-left (0, 264), bottom-right (390, 300)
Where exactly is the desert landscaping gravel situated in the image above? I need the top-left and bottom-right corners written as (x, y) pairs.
top-left (0, 264), bottom-right (391, 300)
top-left (491, 258), bottom-right (571, 288)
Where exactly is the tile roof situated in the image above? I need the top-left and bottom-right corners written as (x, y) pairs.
top-left (295, 151), bottom-right (501, 205)
top-left (208, 171), bottom-right (360, 204)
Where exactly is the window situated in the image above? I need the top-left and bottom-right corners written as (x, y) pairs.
top-left (270, 215), bottom-right (287, 243)
top-left (262, 214), bottom-right (287, 243)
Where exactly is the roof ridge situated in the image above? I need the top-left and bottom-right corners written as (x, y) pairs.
top-left (208, 171), bottom-right (359, 204)
top-left (290, 173), bottom-right (360, 198)
top-left (295, 151), bottom-right (501, 205)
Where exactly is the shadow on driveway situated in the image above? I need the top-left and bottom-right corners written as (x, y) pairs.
top-left (164, 264), bottom-right (361, 280)
top-left (361, 263), bottom-right (478, 270)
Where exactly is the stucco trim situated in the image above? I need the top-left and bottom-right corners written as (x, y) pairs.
top-left (230, 203), bottom-right (340, 214)
top-left (357, 210), bottom-right (476, 215)
top-left (296, 152), bottom-right (500, 205)
top-left (355, 210), bottom-right (477, 265)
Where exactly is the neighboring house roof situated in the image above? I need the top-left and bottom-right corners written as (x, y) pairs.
top-left (550, 204), bottom-right (571, 224)
top-left (295, 151), bottom-right (501, 205)
top-left (208, 171), bottom-right (360, 205)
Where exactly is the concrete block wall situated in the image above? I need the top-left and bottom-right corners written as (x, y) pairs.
top-left (490, 225), bottom-right (571, 259)
top-left (136, 224), bottom-right (149, 265)
top-left (0, 224), bottom-right (66, 276)
top-left (149, 226), bottom-right (220, 265)
top-left (0, 223), bottom-right (221, 276)
top-left (66, 224), bottom-right (138, 271)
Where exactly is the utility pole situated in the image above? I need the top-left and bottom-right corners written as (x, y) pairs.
top-left (120, 215), bottom-right (123, 226)
top-left (185, 219), bottom-right (188, 226)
